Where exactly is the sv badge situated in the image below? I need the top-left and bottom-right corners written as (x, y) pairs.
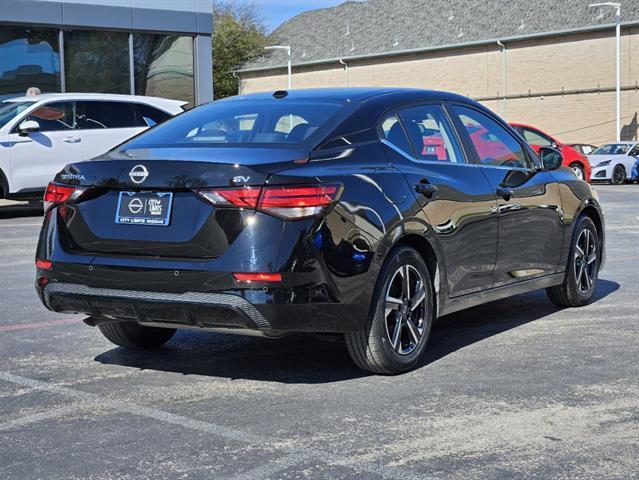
top-left (232, 175), bottom-right (251, 184)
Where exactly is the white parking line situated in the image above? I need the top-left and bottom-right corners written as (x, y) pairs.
top-left (0, 371), bottom-right (438, 480)
top-left (0, 405), bottom-right (78, 432)
top-left (227, 452), bottom-right (316, 480)
top-left (0, 371), bottom-right (267, 444)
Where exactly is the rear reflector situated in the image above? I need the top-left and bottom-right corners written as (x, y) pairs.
top-left (197, 184), bottom-right (340, 220)
top-left (43, 182), bottom-right (87, 212)
top-left (35, 259), bottom-right (52, 270)
top-left (233, 272), bottom-right (282, 283)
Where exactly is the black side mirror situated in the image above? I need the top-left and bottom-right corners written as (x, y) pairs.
top-left (539, 146), bottom-right (563, 171)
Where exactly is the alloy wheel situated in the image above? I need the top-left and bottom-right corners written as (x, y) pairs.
top-left (574, 228), bottom-right (597, 294)
top-left (612, 166), bottom-right (626, 184)
top-left (383, 264), bottom-right (427, 355)
top-left (571, 165), bottom-right (584, 181)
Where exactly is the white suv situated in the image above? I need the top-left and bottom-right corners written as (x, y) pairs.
top-left (0, 93), bottom-right (185, 201)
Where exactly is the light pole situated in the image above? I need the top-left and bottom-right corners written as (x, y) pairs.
top-left (589, 2), bottom-right (621, 141)
top-left (264, 45), bottom-right (292, 90)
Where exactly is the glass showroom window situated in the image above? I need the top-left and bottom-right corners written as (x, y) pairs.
top-left (64, 30), bottom-right (130, 94)
top-left (0, 27), bottom-right (60, 100)
top-left (133, 34), bottom-right (195, 107)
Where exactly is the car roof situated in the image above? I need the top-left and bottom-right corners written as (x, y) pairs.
top-left (3, 93), bottom-right (187, 109)
top-left (224, 87), bottom-right (474, 104)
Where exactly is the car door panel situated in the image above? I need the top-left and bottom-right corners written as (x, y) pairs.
top-left (8, 132), bottom-right (82, 191)
top-left (451, 105), bottom-right (564, 286)
top-left (8, 101), bottom-right (82, 192)
top-left (406, 161), bottom-right (499, 296)
top-left (480, 167), bottom-right (564, 285)
top-left (380, 106), bottom-right (499, 298)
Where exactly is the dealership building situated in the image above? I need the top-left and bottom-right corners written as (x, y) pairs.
top-left (239, 0), bottom-right (639, 145)
top-left (0, 0), bottom-right (213, 106)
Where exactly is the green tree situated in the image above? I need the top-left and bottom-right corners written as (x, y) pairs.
top-left (213, 1), bottom-right (267, 100)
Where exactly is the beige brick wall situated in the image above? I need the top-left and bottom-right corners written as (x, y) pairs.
top-left (240, 43), bottom-right (504, 98)
top-left (239, 28), bottom-right (639, 145)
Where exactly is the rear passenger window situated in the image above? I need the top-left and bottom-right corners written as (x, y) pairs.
top-left (454, 106), bottom-right (530, 169)
top-left (75, 101), bottom-right (139, 129)
top-left (135, 104), bottom-right (171, 127)
top-left (380, 114), bottom-right (413, 157)
top-left (397, 105), bottom-right (464, 163)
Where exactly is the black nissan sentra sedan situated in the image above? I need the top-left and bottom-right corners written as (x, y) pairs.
top-left (35, 88), bottom-right (605, 374)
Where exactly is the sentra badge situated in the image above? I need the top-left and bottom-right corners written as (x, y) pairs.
top-left (60, 164), bottom-right (85, 181)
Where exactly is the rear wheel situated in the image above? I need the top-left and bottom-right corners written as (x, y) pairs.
top-left (98, 321), bottom-right (176, 349)
top-left (569, 162), bottom-right (585, 181)
top-left (546, 216), bottom-right (599, 307)
top-left (611, 165), bottom-right (626, 184)
top-left (345, 246), bottom-right (434, 374)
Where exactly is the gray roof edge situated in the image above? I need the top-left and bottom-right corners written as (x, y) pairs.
top-left (237, 20), bottom-right (639, 74)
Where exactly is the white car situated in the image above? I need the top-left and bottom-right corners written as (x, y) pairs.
top-left (588, 141), bottom-right (639, 184)
top-left (0, 93), bottom-right (185, 201)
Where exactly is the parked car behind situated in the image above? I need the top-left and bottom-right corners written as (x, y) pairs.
top-left (35, 88), bottom-right (605, 374)
top-left (569, 143), bottom-right (598, 156)
top-left (0, 93), bottom-right (185, 201)
top-left (510, 123), bottom-right (591, 181)
top-left (588, 141), bottom-right (639, 184)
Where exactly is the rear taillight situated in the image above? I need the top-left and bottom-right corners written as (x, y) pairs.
top-left (196, 184), bottom-right (340, 220)
top-left (196, 186), bottom-right (261, 208)
top-left (43, 182), bottom-right (87, 212)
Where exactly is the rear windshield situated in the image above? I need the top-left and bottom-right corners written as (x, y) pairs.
top-left (121, 99), bottom-right (346, 149)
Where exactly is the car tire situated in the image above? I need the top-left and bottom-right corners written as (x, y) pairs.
top-left (0, 169), bottom-right (7, 200)
top-left (98, 321), bottom-right (176, 349)
top-left (345, 246), bottom-right (434, 374)
top-left (569, 162), bottom-right (585, 181)
top-left (611, 165), bottom-right (626, 184)
top-left (546, 216), bottom-right (599, 308)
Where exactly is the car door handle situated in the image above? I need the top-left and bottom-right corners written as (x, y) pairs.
top-left (496, 186), bottom-right (514, 201)
top-left (414, 181), bottom-right (438, 198)
top-left (62, 136), bottom-right (81, 143)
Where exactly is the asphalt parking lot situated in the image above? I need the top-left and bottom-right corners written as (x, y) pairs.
top-left (0, 185), bottom-right (637, 480)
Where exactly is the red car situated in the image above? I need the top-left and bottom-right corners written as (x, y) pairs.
top-left (420, 125), bottom-right (519, 164)
top-left (510, 123), bottom-right (591, 181)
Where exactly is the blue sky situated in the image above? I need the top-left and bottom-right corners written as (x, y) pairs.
top-left (252, 0), bottom-right (350, 32)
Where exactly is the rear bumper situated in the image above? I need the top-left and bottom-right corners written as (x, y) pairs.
top-left (40, 281), bottom-right (366, 334)
top-left (35, 204), bottom-right (378, 335)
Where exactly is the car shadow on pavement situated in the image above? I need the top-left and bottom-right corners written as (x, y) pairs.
top-left (95, 279), bottom-right (619, 383)
top-left (420, 278), bottom-right (620, 367)
top-left (0, 204), bottom-right (43, 219)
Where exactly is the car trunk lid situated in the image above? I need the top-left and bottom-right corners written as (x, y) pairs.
top-left (53, 147), bottom-right (308, 259)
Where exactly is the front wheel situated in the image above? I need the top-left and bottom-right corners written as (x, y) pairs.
top-left (570, 162), bottom-right (585, 181)
top-left (345, 246), bottom-right (434, 374)
top-left (98, 321), bottom-right (176, 349)
top-left (546, 216), bottom-right (599, 307)
top-left (611, 165), bottom-right (626, 184)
